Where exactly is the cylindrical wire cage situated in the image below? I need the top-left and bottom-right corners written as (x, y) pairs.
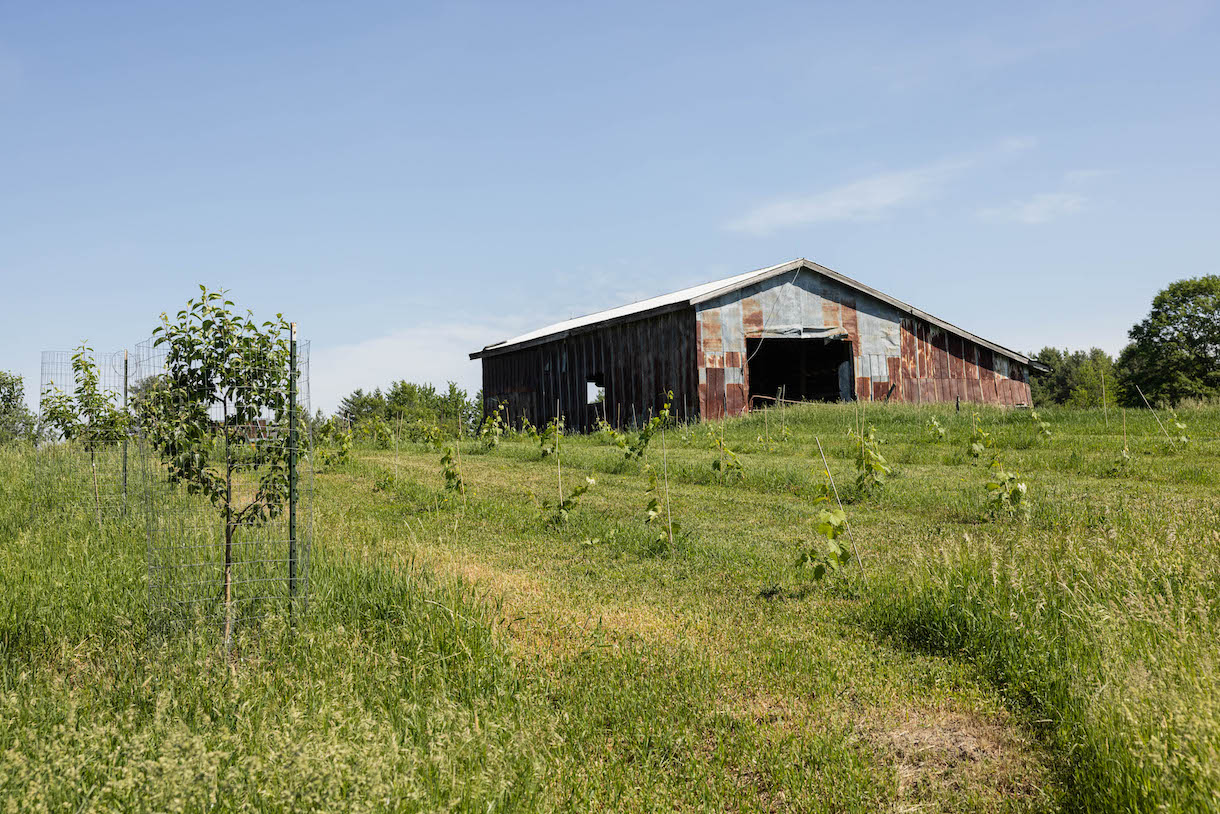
top-left (134, 335), bottom-right (313, 640)
top-left (35, 348), bottom-right (138, 524)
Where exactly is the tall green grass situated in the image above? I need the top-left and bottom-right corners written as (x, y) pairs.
top-left (0, 444), bottom-right (547, 812)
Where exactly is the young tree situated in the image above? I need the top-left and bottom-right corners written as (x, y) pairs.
top-left (41, 345), bottom-right (129, 526)
top-left (0, 371), bottom-right (35, 445)
top-left (142, 287), bottom-right (296, 645)
top-left (1116, 275), bottom-right (1220, 405)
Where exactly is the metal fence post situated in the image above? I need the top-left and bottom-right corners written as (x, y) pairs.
top-left (122, 349), bottom-right (128, 514)
top-left (288, 323), bottom-right (298, 619)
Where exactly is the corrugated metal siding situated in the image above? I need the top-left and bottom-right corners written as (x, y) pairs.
top-left (696, 268), bottom-right (1031, 415)
top-left (480, 307), bottom-right (698, 431)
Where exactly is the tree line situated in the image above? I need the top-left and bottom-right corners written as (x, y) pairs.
top-left (2, 274), bottom-right (1215, 444)
top-left (1028, 274), bottom-right (1219, 407)
top-left (333, 380), bottom-right (481, 437)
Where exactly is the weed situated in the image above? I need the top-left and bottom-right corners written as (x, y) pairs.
top-left (479, 402), bottom-right (508, 449)
top-left (1170, 410), bottom-right (1190, 447)
top-left (440, 445), bottom-right (465, 494)
top-left (643, 464), bottom-right (680, 552)
top-left (984, 457), bottom-right (1028, 520)
top-left (967, 412), bottom-right (994, 459)
top-left (711, 433), bottom-right (744, 484)
top-left (927, 416), bottom-right (947, 442)
top-left (544, 475), bottom-right (595, 526)
top-left (849, 424), bottom-right (891, 494)
top-left (794, 483), bottom-right (852, 580)
top-left (539, 416), bottom-right (563, 458)
top-left (1029, 410), bottom-right (1052, 439)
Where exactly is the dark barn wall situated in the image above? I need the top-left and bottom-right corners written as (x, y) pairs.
top-left (479, 307), bottom-right (698, 432)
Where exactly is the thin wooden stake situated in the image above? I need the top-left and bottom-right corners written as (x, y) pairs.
top-left (1101, 368), bottom-right (1109, 427)
top-left (455, 405), bottom-right (466, 507)
top-left (816, 437), bottom-right (863, 571)
top-left (1135, 385), bottom-right (1171, 440)
top-left (555, 398), bottom-right (562, 504)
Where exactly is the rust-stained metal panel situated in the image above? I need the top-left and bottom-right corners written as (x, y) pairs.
top-left (932, 328), bottom-right (949, 380)
top-left (840, 293), bottom-right (860, 350)
top-left (706, 367), bottom-right (725, 419)
top-left (948, 334), bottom-right (964, 380)
top-left (742, 297), bottom-right (765, 337)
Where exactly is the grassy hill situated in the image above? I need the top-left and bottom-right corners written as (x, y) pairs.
top-left (3, 402), bottom-right (1217, 811)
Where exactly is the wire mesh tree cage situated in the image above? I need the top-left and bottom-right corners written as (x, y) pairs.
top-left (133, 328), bottom-right (313, 642)
top-left (35, 348), bottom-right (137, 526)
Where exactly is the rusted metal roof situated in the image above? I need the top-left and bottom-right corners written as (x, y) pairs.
top-left (471, 258), bottom-right (1044, 370)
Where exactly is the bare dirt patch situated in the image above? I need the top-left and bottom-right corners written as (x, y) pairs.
top-left (870, 707), bottom-right (1055, 811)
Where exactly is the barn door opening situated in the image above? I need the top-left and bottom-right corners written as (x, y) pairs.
top-left (746, 337), bottom-right (854, 404)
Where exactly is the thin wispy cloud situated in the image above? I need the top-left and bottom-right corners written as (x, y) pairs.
top-left (726, 138), bottom-right (1033, 236)
top-left (310, 316), bottom-right (527, 414)
top-left (726, 164), bottom-right (957, 236)
top-left (978, 192), bottom-right (1088, 224)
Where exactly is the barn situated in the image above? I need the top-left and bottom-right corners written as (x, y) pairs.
top-left (470, 258), bottom-right (1046, 431)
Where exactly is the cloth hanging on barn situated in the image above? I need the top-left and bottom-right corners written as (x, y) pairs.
top-left (756, 325), bottom-right (848, 340)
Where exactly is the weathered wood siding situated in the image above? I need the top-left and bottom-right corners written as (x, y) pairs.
top-left (696, 268), bottom-right (1030, 416)
top-left (480, 307), bottom-right (698, 431)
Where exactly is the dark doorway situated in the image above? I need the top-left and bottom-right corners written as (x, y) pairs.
top-left (746, 338), bottom-right (854, 403)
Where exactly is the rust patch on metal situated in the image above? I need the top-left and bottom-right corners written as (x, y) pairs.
top-left (932, 329), bottom-right (949, 379)
top-left (742, 297), bottom-right (765, 337)
top-left (726, 383), bottom-right (746, 416)
top-left (701, 310), bottom-right (723, 354)
top-left (823, 297), bottom-right (840, 332)
top-left (841, 294), bottom-right (860, 348)
top-left (705, 367), bottom-right (725, 419)
top-left (887, 357), bottom-right (902, 400)
top-left (948, 335), bottom-right (964, 379)
top-left (963, 343), bottom-right (978, 381)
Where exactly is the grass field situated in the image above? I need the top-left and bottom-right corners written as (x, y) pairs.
top-left (2, 402), bottom-right (1218, 812)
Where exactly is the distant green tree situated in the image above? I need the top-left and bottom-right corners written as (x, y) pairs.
top-left (1065, 352), bottom-right (1118, 410)
top-left (339, 380), bottom-right (480, 436)
top-left (1029, 347), bottom-right (1118, 407)
top-left (0, 371), bottom-right (35, 445)
top-left (1116, 275), bottom-right (1220, 405)
top-left (337, 388), bottom-right (387, 424)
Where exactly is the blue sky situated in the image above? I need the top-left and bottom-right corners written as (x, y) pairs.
top-left (2, 1), bottom-right (1218, 413)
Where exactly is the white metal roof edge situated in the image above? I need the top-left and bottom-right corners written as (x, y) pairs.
top-left (470, 260), bottom-right (794, 358)
top-left (472, 258), bottom-right (1038, 368)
